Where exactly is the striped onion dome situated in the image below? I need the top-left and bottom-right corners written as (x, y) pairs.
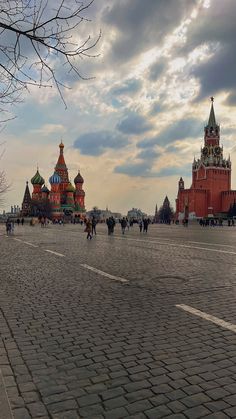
top-left (49, 171), bottom-right (61, 185)
top-left (31, 169), bottom-right (45, 186)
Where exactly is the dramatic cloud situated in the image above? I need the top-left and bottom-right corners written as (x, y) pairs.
top-left (225, 92), bottom-right (236, 107)
top-left (73, 130), bottom-right (129, 156)
top-left (138, 118), bottom-right (202, 148)
top-left (114, 161), bottom-right (152, 177)
top-left (102, 0), bottom-right (197, 66)
top-left (156, 166), bottom-right (191, 178)
top-left (179, 0), bottom-right (236, 99)
top-left (117, 112), bottom-right (154, 135)
top-left (110, 79), bottom-right (142, 96)
top-left (148, 60), bottom-right (167, 82)
top-left (114, 161), bottom-right (191, 179)
top-left (137, 149), bottom-right (160, 160)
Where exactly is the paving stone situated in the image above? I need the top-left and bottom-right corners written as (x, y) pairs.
top-left (27, 401), bottom-right (49, 417)
top-left (104, 395), bottom-right (127, 410)
top-left (51, 412), bottom-right (80, 419)
top-left (206, 387), bottom-right (230, 400)
top-left (124, 380), bottom-right (151, 392)
top-left (79, 403), bottom-right (105, 417)
top-left (145, 404), bottom-right (173, 418)
top-left (204, 414), bottom-right (229, 419)
top-left (167, 400), bottom-right (186, 413)
top-left (126, 399), bottom-right (153, 414)
top-left (184, 405), bottom-right (212, 418)
top-left (182, 393), bottom-right (211, 408)
top-left (12, 407), bottom-right (31, 419)
top-left (205, 400), bottom-right (231, 412)
top-left (125, 388), bottom-right (153, 403)
top-left (224, 406), bottom-right (236, 417)
top-left (47, 400), bottom-right (78, 414)
top-left (77, 393), bottom-right (101, 407)
top-left (100, 387), bottom-right (125, 401)
top-left (104, 407), bottom-right (128, 419)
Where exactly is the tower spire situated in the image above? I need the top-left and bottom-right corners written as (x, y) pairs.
top-left (207, 96), bottom-right (217, 128)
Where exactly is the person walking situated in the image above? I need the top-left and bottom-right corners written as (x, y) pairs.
top-left (92, 216), bottom-right (97, 235)
top-left (21, 217), bottom-right (24, 226)
top-left (120, 217), bottom-right (127, 235)
top-left (85, 218), bottom-right (92, 240)
top-left (139, 220), bottom-right (143, 233)
top-left (16, 218), bottom-right (20, 226)
top-left (143, 218), bottom-right (149, 233)
top-left (6, 219), bottom-right (11, 236)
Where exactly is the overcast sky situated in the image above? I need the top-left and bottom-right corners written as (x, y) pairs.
top-left (2, 0), bottom-right (236, 215)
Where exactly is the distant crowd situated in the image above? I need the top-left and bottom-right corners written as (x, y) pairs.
top-left (5, 215), bottom-right (236, 237)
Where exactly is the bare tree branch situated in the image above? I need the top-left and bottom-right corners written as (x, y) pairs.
top-left (0, 142), bottom-right (10, 208)
top-left (0, 0), bottom-right (100, 109)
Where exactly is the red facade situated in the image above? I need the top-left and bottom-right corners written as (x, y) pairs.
top-left (176, 98), bottom-right (236, 219)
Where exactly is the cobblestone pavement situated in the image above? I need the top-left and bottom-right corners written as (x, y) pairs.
top-left (1, 222), bottom-right (236, 418)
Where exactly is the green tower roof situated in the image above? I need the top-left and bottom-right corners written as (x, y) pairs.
top-left (207, 97), bottom-right (217, 128)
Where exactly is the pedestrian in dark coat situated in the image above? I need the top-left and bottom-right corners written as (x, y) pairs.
top-left (120, 217), bottom-right (127, 234)
top-left (143, 218), bottom-right (149, 233)
top-left (85, 219), bottom-right (92, 240)
top-left (92, 216), bottom-right (97, 235)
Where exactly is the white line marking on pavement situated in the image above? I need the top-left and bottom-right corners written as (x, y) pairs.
top-left (22, 241), bottom-right (38, 248)
top-left (45, 249), bottom-right (65, 257)
top-left (189, 241), bottom-right (234, 248)
top-left (99, 235), bottom-right (236, 256)
top-left (176, 304), bottom-right (236, 333)
top-left (14, 238), bottom-right (38, 247)
top-left (81, 264), bottom-right (128, 283)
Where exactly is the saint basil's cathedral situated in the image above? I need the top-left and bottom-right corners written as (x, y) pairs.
top-left (176, 98), bottom-right (236, 219)
top-left (22, 142), bottom-right (85, 219)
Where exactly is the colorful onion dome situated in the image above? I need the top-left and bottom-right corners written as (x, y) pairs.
top-left (74, 170), bottom-right (84, 184)
top-left (31, 169), bottom-right (45, 185)
top-left (49, 171), bottom-right (61, 185)
top-left (41, 185), bottom-right (49, 193)
top-left (66, 182), bottom-right (75, 193)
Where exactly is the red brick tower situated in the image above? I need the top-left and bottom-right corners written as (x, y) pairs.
top-left (192, 97), bottom-right (231, 215)
top-left (176, 98), bottom-right (235, 219)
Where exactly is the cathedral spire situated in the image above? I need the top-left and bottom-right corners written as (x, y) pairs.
top-left (55, 141), bottom-right (69, 183)
top-left (207, 96), bottom-right (217, 129)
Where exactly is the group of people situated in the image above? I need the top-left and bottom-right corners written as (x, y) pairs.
top-left (199, 218), bottom-right (235, 227)
top-left (139, 219), bottom-right (150, 233)
top-left (83, 216), bottom-right (151, 240)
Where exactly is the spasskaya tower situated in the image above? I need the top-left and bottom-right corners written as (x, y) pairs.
top-left (176, 98), bottom-right (236, 219)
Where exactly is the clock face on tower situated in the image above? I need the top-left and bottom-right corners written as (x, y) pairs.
top-left (214, 146), bottom-right (221, 156)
